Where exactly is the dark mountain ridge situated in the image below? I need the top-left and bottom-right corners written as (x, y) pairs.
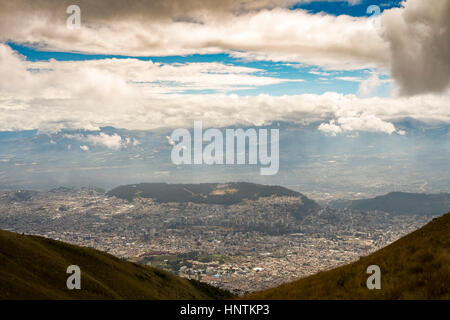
top-left (107, 182), bottom-right (318, 207)
top-left (330, 192), bottom-right (450, 215)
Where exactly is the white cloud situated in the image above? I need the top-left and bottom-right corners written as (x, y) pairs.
top-left (1, 44), bottom-right (300, 96)
top-left (381, 0), bottom-right (450, 95)
top-left (1, 0), bottom-right (448, 95)
top-left (309, 69), bottom-right (332, 76)
top-left (335, 76), bottom-right (363, 82)
top-left (64, 133), bottom-right (124, 150)
top-left (1, 43), bottom-right (450, 136)
top-left (318, 120), bottom-right (342, 136)
top-left (0, 3), bottom-right (388, 71)
top-left (318, 114), bottom-right (399, 135)
top-left (358, 72), bottom-right (382, 96)
top-left (86, 133), bottom-right (123, 150)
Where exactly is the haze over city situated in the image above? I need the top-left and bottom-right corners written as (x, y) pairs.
top-left (0, 0), bottom-right (448, 200)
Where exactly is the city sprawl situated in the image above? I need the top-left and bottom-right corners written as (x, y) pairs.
top-left (0, 188), bottom-right (435, 294)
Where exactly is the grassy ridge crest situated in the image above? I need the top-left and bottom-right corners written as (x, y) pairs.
top-left (0, 229), bottom-right (233, 300)
top-left (245, 212), bottom-right (450, 300)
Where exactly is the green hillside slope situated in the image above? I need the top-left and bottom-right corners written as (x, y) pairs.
top-left (0, 230), bottom-right (233, 300)
top-left (245, 212), bottom-right (450, 300)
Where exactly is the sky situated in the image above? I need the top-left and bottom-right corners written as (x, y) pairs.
top-left (0, 0), bottom-right (449, 198)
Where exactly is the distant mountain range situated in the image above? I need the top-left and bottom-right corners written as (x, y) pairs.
top-left (245, 211), bottom-right (450, 299)
top-left (108, 182), bottom-right (317, 206)
top-left (107, 183), bottom-right (450, 217)
top-left (4, 184), bottom-right (449, 217)
top-left (329, 192), bottom-right (450, 215)
top-left (0, 229), bottom-right (232, 299)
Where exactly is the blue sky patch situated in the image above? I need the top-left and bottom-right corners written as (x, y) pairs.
top-left (291, 0), bottom-right (403, 17)
top-left (7, 42), bottom-right (390, 97)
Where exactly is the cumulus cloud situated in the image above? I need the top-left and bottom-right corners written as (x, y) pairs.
top-left (86, 133), bottom-right (123, 150)
top-left (0, 0), bottom-right (300, 23)
top-left (0, 1), bottom-right (368, 25)
top-left (318, 120), bottom-right (342, 136)
top-left (0, 1), bottom-right (388, 71)
top-left (1, 0), bottom-right (449, 95)
top-left (358, 71), bottom-right (382, 96)
top-left (64, 133), bottom-right (124, 150)
top-left (0, 44), bottom-right (299, 96)
top-left (381, 0), bottom-right (450, 95)
top-left (1, 42), bottom-right (450, 135)
top-left (319, 114), bottom-right (398, 135)
top-left (0, 0), bottom-right (450, 137)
